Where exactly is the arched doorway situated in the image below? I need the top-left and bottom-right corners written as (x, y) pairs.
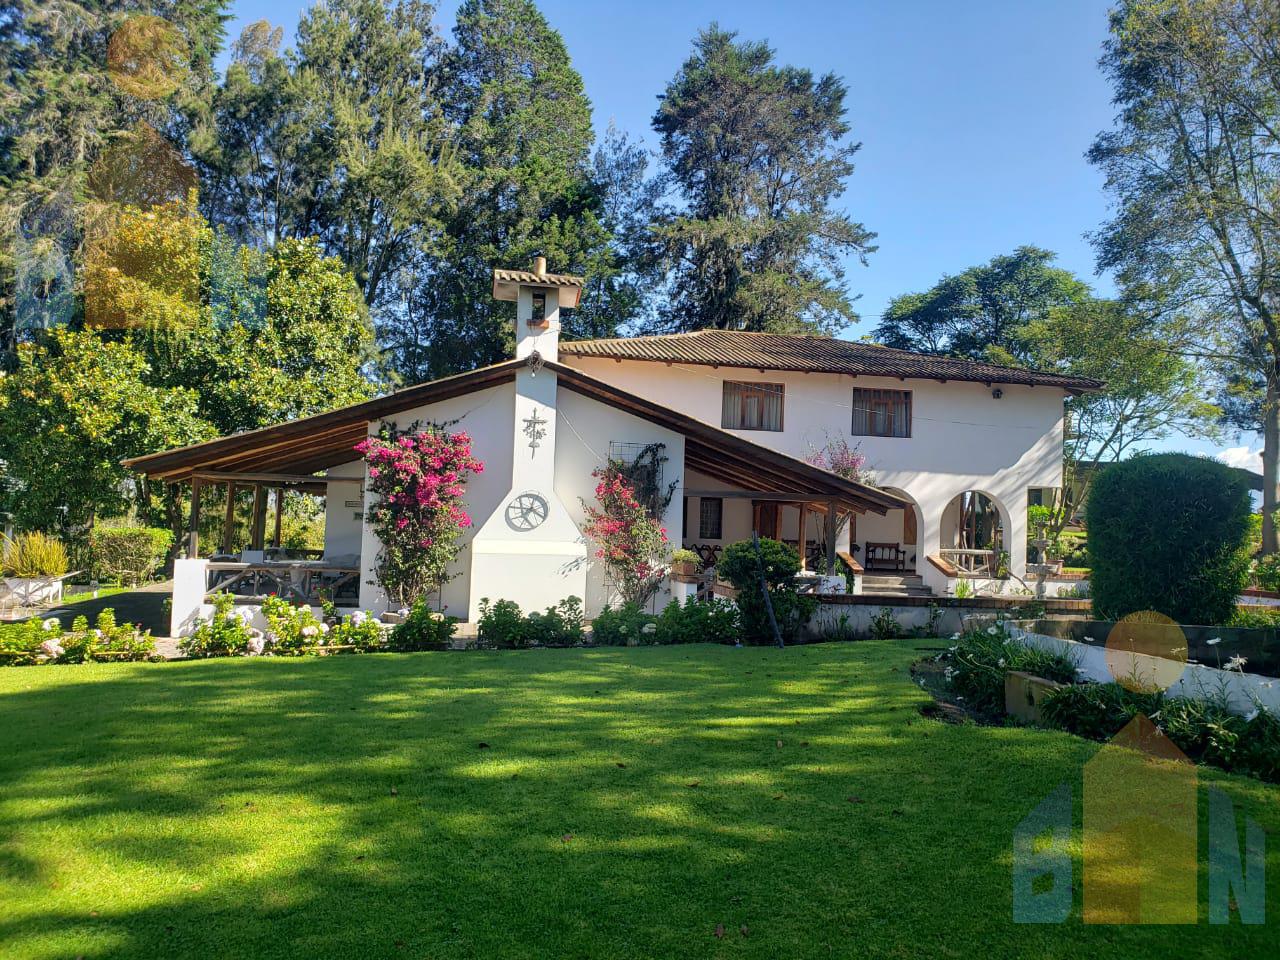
top-left (941, 490), bottom-right (1006, 575)
top-left (855, 486), bottom-right (922, 572)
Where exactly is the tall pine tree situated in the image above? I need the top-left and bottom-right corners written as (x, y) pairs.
top-left (405, 0), bottom-right (610, 379)
top-left (651, 25), bottom-right (875, 335)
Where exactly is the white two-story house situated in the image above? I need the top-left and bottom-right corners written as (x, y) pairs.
top-left (126, 260), bottom-right (1100, 635)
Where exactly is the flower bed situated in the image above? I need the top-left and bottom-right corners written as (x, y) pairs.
top-left (0, 610), bottom-right (154, 665)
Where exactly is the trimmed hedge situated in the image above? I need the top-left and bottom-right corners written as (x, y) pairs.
top-left (1088, 454), bottom-right (1251, 625)
top-left (718, 538), bottom-right (815, 644)
top-left (88, 526), bottom-right (174, 585)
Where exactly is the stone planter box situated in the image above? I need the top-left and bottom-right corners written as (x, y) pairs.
top-left (670, 560), bottom-right (699, 579)
top-left (1004, 671), bottom-right (1063, 724)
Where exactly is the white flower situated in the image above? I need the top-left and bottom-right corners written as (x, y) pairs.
top-left (1225, 654), bottom-right (1248, 672)
top-left (1083, 636), bottom-right (1095, 643)
top-left (997, 658), bottom-right (1006, 668)
top-left (246, 634), bottom-right (266, 656)
top-left (985, 626), bottom-right (997, 636)
top-left (642, 623), bottom-right (657, 635)
top-left (1207, 637), bottom-right (1222, 646)
top-left (38, 638), bottom-right (63, 658)
top-left (950, 632), bottom-right (961, 641)
top-left (41, 617), bottom-right (58, 631)
top-left (235, 606), bottom-right (254, 623)
top-left (301, 625), bottom-right (320, 638)
top-left (319, 622), bottom-right (330, 634)
top-left (350, 611), bottom-right (367, 627)
top-left (1246, 709), bottom-right (1260, 722)
top-left (948, 645), bottom-right (957, 653)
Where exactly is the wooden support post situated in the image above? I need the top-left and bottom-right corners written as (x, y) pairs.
top-left (222, 481), bottom-right (237, 555)
top-left (188, 478), bottom-right (202, 558)
top-left (798, 503), bottom-right (809, 572)
top-left (825, 501), bottom-right (838, 576)
top-left (251, 484), bottom-right (266, 550)
top-left (752, 501), bottom-right (762, 537)
top-left (273, 487), bottom-right (284, 548)
top-left (774, 503), bottom-right (783, 541)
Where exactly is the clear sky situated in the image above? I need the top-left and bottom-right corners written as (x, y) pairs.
top-left (216, 0), bottom-right (1253, 467)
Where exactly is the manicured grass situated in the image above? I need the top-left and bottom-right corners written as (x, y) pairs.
top-left (0, 643), bottom-right (1276, 959)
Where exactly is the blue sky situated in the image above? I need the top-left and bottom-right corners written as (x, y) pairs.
top-left (217, 0), bottom-right (1253, 467)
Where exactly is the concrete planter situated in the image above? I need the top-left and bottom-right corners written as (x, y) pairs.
top-left (3, 577), bottom-right (63, 606)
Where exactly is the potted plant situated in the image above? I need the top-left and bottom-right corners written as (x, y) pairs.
top-left (669, 548), bottom-right (702, 579)
top-left (3, 532), bottom-right (70, 605)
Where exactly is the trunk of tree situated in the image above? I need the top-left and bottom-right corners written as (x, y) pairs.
top-left (1264, 379), bottom-right (1280, 555)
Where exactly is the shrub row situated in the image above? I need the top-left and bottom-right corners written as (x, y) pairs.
top-left (179, 592), bottom-right (449, 658)
top-left (87, 526), bottom-right (173, 586)
top-left (592, 597), bottom-right (740, 646)
top-left (0, 609), bottom-right (154, 665)
top-left (477, 597), bottom-right (584, 647)
top-left (934, 621), bottom-right (1280, 783)
top-left (1041, 683), bottom-right (1280, 784)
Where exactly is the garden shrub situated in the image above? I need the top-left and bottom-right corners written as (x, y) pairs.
top-left (1038, 682), bottom-right (1164, 740)
top-left (475, 597), bottom-right (583, 647)
top-left (1253, 552), bottom-right (1280, 593)
top-left (389, 598), bottom-right (458, 651)
top-left (88, 526), bottom-right (173, 585)
top-left (2, 531), bottom-right (69, 577)
top-left (0, 609), bottom-right (153, 665)
top-left (1087, 453), bottom-right (1251, 625)
top-left (942, 622), bottom-right (1078, 716)
top-left (718, 538), bottom-right (815, 644)
top-left (261, 595), bottom-right (327, 655)
top-left (653, 598), bottom-right (740, 645)
top-left (330, 611), bottom-right (392, 651)
top-left (591, 602), bottom-right (657, 645)
top-left (1228, 606), bottom-right (1280, 629)
top-left (181, 592), bottom-right (255, 658)
top-left (1040, 682), bottom-right (1280, 784)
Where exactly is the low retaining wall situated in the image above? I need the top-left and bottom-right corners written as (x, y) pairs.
top-left (1010, 621), bottom-right (1280, 717)
top-left (808, 594), bottom-right (1092, 639)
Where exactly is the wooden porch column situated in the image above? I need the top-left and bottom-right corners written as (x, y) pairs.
top-left (251, 484), bottom-right (266, 550)
top-left (752, 501), bottom-right (762, 537)
top-left (774, 503), bottom-right (784, 541)
top-left (188, 477), bottom-right (203, 558)
top-left (825, 500), bottom-right (838, 576)
top-left (221, 481), bottom-right (237, 554)
top-left (798, 503), bottom-right (809, 572)
top-left (273, 487), bottom-right (284, 548)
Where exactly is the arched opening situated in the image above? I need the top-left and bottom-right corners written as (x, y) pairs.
top-left (940, 490), bottom-right (1006, 575)
top-left (854, 485), bottom-right (922, 573)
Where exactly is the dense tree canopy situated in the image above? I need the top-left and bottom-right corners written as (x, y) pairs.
top-left (874, 247), bottom-right (1088, 363)
top-left (649, 26), bottom-right (875, 335)
top-left (1089, 0), bottom-right (1280, 550)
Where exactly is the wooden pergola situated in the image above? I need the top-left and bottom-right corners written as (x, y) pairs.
top-left (186, 470), bottom-right (327, 559)
top-left (684, 488), bottom-right (852, 575)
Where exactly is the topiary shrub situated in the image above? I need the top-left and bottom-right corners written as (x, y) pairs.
top-left (717, 538), bottom-right (815, 644)
top-left (88, 526), bottom-right (173, 585)
top-left (1087, 453), bottom-right (1251, 625)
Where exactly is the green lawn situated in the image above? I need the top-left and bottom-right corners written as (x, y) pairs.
top-left (0, 643), bottom-right (1276, 959)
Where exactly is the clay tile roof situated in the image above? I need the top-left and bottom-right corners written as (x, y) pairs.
top-left (492, 268), bottom-right (584, 287)
top-left (560, 329), bottom-right (1103, 392)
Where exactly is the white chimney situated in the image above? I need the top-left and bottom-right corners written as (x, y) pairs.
top-left (469, 260), bottom-right (587, 621)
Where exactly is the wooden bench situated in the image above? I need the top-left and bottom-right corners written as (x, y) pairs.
top-left (864, 542), bottom-right (906, 572)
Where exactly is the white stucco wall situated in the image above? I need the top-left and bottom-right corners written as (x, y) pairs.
top-left (565, 356), bottom-right (1065, 592)
top-left (352, 379), bottom-right (686, 621)
top-left (357, 383), bottom-right (516, 618)
top-left (323, 459), bottom-right (365, 560)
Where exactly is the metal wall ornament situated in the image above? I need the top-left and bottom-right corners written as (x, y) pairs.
top-left (505, 492), bottom-right (549, 531)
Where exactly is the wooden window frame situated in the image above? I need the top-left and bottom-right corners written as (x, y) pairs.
top-left (721, 381), bottom-right (785, 432)
top-left (698, 497), bottom-right (724, 540)
top-left (852, 387), bottom-right (912, 438)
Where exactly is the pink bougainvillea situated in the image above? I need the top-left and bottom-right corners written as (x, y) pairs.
top-left (582, 464), bottom-right (669, 606)
top-left (804, 436), bottom-right (871, 483)
top-left (356, 428), bottom-right (484, 606)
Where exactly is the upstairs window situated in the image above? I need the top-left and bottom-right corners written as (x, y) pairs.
top-left (698, 498), bottom-right (723, 540)
top-left (722, 381), bottom-right (784, 431)
top-left (852, 388), bottom-right (912, 438)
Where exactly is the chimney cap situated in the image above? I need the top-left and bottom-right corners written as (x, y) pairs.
top-left (491, 259), bottom-right (584, 308)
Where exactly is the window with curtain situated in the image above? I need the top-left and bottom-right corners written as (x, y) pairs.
top-left (722, 381), bottom-right (784, 431)
top-left (852, 388), bottom-right (912, 438)
top-left (698, 498), bottom-right (723, 539)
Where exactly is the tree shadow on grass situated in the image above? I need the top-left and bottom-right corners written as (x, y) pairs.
top-left (0, 644), bottom-right (1277, 959)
